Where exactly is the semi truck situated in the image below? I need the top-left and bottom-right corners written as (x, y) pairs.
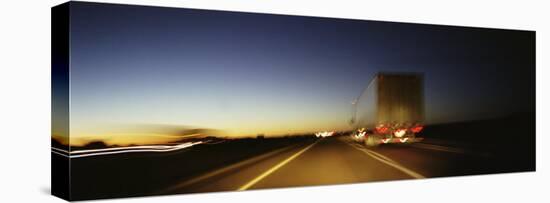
top-left (350, 73), bottom-right (425, 147)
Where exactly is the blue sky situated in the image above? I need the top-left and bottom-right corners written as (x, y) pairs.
top-left (58, 2), bottom-right (534, 143)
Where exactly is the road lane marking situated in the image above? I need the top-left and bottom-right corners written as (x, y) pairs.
top-left (349, 142), bottom-right (398, 164)
top-left (411, 143), bottom-right (466, 154)
top-left (360, 147), bottom-right (400, 165)
top-left (159, 145), bottom-right (296, 194)
top-left (237, 139), bottom-right (321, 191)
top-left (350, 143), bottom-right (399, 163)
top-left (344, 141), bottom-right (425, 179)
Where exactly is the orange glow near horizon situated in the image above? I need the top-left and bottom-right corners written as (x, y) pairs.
top-left (57, 111), bottom-right (351, 147)
top-left (54, 119), bottom-right (349, 147)
top-left (66, 133), bottom-right (202, 147)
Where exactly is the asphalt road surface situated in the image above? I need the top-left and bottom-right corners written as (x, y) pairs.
top-left (159, 136), bottom-right (505, 195)
top-left (57, 114), bottom-right (535, 200)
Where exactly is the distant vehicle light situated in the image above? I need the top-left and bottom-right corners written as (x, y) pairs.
top-left (315, 131), bottom-right (334, 138)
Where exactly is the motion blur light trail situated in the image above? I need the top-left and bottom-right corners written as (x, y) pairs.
top-left (51, 141), bottom-right (203, 158)
top-left (315, 131), bottom-right (334, 138)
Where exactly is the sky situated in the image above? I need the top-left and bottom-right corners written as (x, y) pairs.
top-left (53, 2), bottom-right (535, 146)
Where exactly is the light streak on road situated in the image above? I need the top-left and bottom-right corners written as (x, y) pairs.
top-left (203, 140), bottom-right (227, 145)
top-left (51, 141), bottom-right (203, 158)
top-left (238, 139), bottom-right (321, 191)
top-left (315, 131), bottom-right (334, 138)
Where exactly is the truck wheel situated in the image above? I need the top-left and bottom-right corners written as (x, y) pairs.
top-left (365, 135), bottom-right (381, 147)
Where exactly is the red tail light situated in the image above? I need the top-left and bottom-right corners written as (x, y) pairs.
top-left (376, 126), bottom-right (389, 134)
top-left (411, 126), bottom-right (423, 133)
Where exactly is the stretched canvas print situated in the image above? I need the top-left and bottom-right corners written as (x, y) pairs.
top-left (52, 1), bottom-right (536, 201)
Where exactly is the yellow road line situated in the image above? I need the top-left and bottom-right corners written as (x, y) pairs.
top-left (344, 141), bottom-right (425, 179)
top-left (237, 139), bottom-right (321, 191)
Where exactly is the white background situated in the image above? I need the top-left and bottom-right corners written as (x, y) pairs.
top-left (0, 0), bottom-right (547, 202)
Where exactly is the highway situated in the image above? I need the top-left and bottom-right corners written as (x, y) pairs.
top-left (158, 136), bottom-right (497, 195)
top-left (64, 115), bottom-right (535, 201)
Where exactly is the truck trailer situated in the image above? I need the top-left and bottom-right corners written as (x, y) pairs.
top-left (350, 73), bottom-right (425, 147)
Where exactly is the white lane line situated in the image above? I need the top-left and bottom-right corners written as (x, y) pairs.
top-left (237, 139), bottom-right (321, 191)
top-left (359, 146), bottom-right (400, 164)
top-left (350, 143), bottom-right (398, 163)
top-left (412, 143), bottom-right (466, 154)
top-left (160, 145), bottom-right (296, 193)
top-left (345, 142), bottom-right (425, 179)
